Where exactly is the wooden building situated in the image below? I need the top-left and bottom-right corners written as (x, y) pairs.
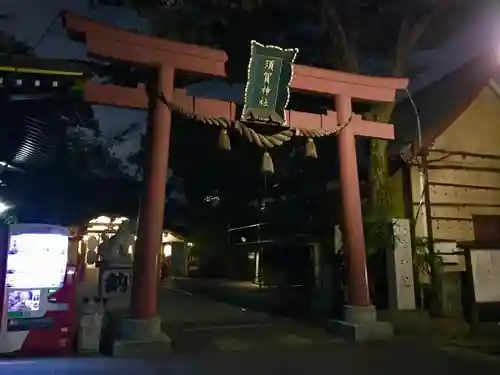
top-left (390, 53), bottom-right (500, 263)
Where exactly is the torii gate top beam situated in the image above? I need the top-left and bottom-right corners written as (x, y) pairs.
top-left (84, 82), bottom-right (395, 140)
top-left (62, 12), bottom-right (408, 103)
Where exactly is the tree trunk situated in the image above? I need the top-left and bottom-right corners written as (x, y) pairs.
top-left (368, 103), bottom-right (396, 212)
top-left (365, 103), bottom-right (396, 306)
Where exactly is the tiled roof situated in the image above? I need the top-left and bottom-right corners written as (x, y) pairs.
top-left (0, 94), bottom-right (94, 172)
top-left (0, 56), bottom-right (91, 171)
top-left (390, 53), bottom-right (498, 159)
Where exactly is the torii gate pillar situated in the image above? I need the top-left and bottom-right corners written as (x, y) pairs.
top-left (114, 66), bottom-right (174, 356)
top-left (331, 94), bottom-right (392, 340)
top-left (130, 66), bottom-right (174, 321)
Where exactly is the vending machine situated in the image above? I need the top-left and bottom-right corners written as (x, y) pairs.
top-left (0, 224), bottom-right (78, 355)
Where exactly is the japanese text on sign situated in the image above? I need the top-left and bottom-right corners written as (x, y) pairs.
top-left (241, 40), bottom-right (298, 126)
top-left (259, 59), bottom-right (276, 107)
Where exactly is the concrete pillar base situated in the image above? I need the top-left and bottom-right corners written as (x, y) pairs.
top-left (329, 305), bottom-right (394, 341)
top-left (112, 316), bottom-right (172, 357)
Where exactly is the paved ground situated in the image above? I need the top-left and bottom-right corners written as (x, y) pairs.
top-left (2, 342), bottom-right (500, 374)
top-left (82, 270), bottom-right (319, 354)
top-left (168, 277), bottom-right (313, 319)
top-left (159, 284), bottom-right (272, 327)
top-left (159, 285), bottom-right (337, 353)
top-left (70, 273), bottom-right (500, 373)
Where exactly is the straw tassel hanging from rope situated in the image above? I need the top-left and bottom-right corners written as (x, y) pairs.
top-left (218, 128), bottom-right (231, 151)
top-left (261, 150), bottom-right (274, 174)
top-left (305, 137), bottom-right (318, 158)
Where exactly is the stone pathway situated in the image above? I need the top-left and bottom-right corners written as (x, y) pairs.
top-left (159, 285), bottom-right (339, 353)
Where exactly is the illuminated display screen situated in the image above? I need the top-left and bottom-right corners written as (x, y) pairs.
top-left (7, 289), bottom-right (40, 313)
top-left (6, 229), bottom-right (68, 289)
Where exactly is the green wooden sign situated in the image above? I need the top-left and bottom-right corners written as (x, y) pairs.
top-left (241, 40), bottom-right (298, 127)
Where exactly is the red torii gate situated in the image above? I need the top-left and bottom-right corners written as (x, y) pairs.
top-left (62, 12), bottom-right (408, 352)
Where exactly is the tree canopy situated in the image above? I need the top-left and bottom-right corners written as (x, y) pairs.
top-left (120, 0), bottom-right (480, 75)
top-left (91, 0), bottom-right (490, 241)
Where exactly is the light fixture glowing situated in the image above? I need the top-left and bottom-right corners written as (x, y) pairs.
top-left (0, 161), bottom-right (17, 170)
top-left (0, 201), bottom-right (11, 214)
top-left (163, 244), bottom-right (172, 257)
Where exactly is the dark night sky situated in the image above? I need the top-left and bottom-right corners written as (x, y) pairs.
top-left (1, 0), bottom-right (498, 168)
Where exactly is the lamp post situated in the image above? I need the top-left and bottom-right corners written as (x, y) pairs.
top-left (405, 87), bottom-right (441, 315)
